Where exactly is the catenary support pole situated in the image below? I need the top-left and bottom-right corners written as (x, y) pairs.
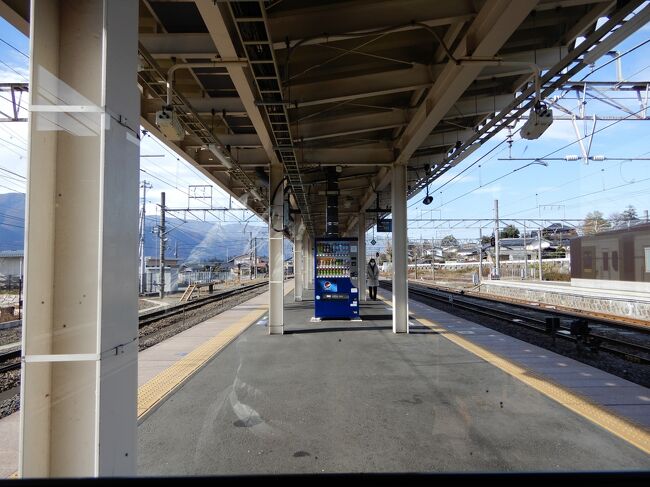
top-left (539, 225), bottom-right (543, 281)
top-left (159, 192), bottom-right (166, 299)
top-left (268, 162), bottom-right (284, 334)
top-left (523, 221), bottom-right (528, 279)
top-left (20, 0), bottom-right (139, 476)
top-left (391, 165), bottom-right (409, 334)
top-left (478, 228), bottom-right (483, 283)
top-left (494, 199), bottom-right (500, 278)
top-left (139, 181), bottom-right (151, 294)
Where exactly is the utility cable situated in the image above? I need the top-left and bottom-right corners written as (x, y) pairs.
top-left (0, 37), bottom-right (28, 58)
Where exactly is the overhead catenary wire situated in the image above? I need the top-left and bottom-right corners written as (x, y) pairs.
top-left (143, 133), bottom-right (252, 213)
top-left (408, 37), bottom-right (650, 216)
top-left (0, 37), bottom-right (28, 59)
top-left (419, 105), bottom-right (649, 214)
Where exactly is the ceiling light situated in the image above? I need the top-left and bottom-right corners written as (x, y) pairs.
top-left (422, 184), bottom-right (433, 205)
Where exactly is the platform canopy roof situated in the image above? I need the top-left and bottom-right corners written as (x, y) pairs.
top-left (3, 0), bottom-right (648, 238)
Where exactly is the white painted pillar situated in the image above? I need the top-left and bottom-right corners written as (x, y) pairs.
top-left (294, 218), bottom-right (304, 301)
top-left (269, 162), bottom-right (284, 334)
top-left (358, 211), bottom-right (367, 301)
top-left (302, 233), bottom-right (310, 292)
top-left (304, 234), bottom-right (313, 290)
top-left (391, 165), bottom-right (409, 334)
top-left (20, 0), bottom-right (139, 477)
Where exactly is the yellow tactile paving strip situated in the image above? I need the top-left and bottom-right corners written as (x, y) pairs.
top-left (137, 304), bottom-right (268, 420)
top-left (9, 286), bottom-right (296, 478)
top-left (378, 294), bottom-right (650, 454)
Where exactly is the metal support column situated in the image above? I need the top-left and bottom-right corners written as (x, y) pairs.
top-left (358, 211), bottom-right (367, 301)
top-left (20, 0), bottom-right (139, 476)
top-left (268, 162), bottom-right (284, 334)
top-left (391, 165), bottom-right (409, 334)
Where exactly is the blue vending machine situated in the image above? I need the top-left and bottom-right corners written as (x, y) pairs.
top-left (314, 237), bottom-right (359, 319)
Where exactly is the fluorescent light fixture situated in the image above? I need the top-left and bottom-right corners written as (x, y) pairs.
top-left (250, 189), bottom-right (262, 201)
top-left (207, 144), bottom-right (233, 169)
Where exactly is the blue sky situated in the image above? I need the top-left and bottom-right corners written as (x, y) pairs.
top-left (0, 11), bottom-right (648, 252)
top-left (404, 14), bottom-right (650, 243)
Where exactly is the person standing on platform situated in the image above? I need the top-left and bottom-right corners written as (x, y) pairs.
top-left (366, 258), bottom-right (379, 300)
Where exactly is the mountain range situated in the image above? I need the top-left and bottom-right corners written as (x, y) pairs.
top-left (0, 192), bottom-right (294, 262)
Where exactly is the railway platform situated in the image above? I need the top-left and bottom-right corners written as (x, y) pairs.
top-left (0, 281), bottom-right (291, 479)
top-left (137, 287), bottom-right (649, 475)
top-left (476, 279), bottom-right (650, 321)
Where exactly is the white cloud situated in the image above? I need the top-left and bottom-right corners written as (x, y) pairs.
top-left (0, 64), bottom-right (28, 84)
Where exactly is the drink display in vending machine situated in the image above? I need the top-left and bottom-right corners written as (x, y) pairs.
top-left (314, 237), bottom-right (359, 319)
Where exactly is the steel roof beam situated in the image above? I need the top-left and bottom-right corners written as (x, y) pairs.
top-left (268, 0), bottom-right (476, 48)
top-left (196, 1), bottom-right (280, 172)
top-left (394, 0), bottom-right (539, 166)
top-left (287, 45), bottom-right (565, 111)
top-left (294, 110), bottom-right (412, 141)
top-left (288, 65), bottom-right (434, 107)
top-left (140, 33), bottom-right (218, 58)
top-left (346, 0), bottom-right (539, 233)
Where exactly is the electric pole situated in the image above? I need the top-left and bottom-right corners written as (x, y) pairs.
top-left (523, 221), bottom-right (528, 279)
top-left (139, 180), bottom-right (152, 294)
top-left (478, 228), bottom-right (483, 284)
top-left (253, 237), bottom-right (257, 279)
top-left (431, 237), bottom-right (435, 281)
top-left (538, 224), bottom-right (543, 281)
top-left (494, 199), bottom-right (500, 279)
top-left (159, 191), bottom-right (166, 299)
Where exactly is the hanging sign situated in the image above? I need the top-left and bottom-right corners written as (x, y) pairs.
top-left (377, 219), bottom-right (392, 232)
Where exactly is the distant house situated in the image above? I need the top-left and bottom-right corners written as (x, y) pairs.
top-left (0, 250), bottom-right (23, 287)
top-left (145, 256), bottom-right (180, 268)
top-left (143, 256), bottom-right (180, 293)
top-left (485, 237), bottom-right (557, 261)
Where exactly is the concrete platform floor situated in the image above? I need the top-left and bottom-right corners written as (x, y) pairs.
top-left (137, 289), bottom-right (650, 475)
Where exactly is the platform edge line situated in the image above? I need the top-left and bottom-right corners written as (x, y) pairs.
top-left (416, 316), bottom-right (650, 455)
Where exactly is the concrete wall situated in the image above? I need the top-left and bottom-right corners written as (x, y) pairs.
top-left (571, 278), bottom-right (650, 293)
top-left (479, 282), bottom-right (650, 320)
top-left (145, 268), bottom-right (179, 293)
top-left (0, 257), bottom-right (22, 277)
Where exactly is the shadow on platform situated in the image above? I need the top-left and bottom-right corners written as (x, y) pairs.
top-left (285, 325), bottom-right (392, 334)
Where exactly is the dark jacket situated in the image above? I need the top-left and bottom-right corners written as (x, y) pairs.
top-left (366, 262), bottom-right (379, 287)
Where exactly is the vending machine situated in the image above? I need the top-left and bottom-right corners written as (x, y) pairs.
top-left (314, 237), bottom-right (359, 319)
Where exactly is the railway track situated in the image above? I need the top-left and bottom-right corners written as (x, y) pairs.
top-left (381, 280), bottom-right (650, 365)
top-left (410, 279), bottom-right (650, 331)
top-left (0, 280), bottom-right (269, 376)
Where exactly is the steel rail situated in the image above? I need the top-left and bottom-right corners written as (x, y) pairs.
top-left (0, 281), bottom-right (270, 375)
top-left (380, 281), bottom-right (650, 365)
